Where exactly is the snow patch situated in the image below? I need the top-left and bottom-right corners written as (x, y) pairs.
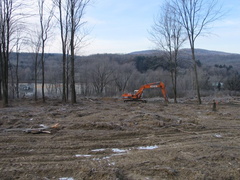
top-left (214, 134), bottom-right (222, 138)
top-left (59, 177), bottom-right (74, 180)
top-left (91, 148), bottom-right (106, 152)
top-left (137, 145), bottom-right (158, 150)
top-left (75, 154), bottom-right (92, 157)
top-left (111, 148), bottom-right (127, 153)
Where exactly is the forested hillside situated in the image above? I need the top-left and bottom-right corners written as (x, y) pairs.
top-left (8, 49), bottom-right (240, 99)
top-left (10, 49), bottom-right (240, 72)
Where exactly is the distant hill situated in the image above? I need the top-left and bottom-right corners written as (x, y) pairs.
top-left (128, 50), bottom-right (163, 55)
top-left (130, 49), bottom-right (240, 69)
top-left (180, 49), bottom-right (240, 68)
top-left (9, 48), bottom-right (240, 71)
top-left (180, 48), bottom-right (235, 56)
top-left (130, 48), bottom-right (239, 56)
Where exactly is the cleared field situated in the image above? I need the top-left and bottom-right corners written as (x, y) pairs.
top-left (0, 97), bottom-right (240, 180)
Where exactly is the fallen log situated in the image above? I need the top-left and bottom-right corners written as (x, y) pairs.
top-left (24, 123), bottom-right (61, 134)
top-left (24, 128), bottom-right (51, 134)
top-left (3, 123), bottom-right (61, 134)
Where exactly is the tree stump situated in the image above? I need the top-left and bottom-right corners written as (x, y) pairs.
top-left (212, 100), bottom-right (217, 111)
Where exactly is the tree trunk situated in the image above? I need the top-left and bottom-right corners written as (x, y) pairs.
top-left (170, 51), bottom-right (177, 103)
top-left (9, 63), bottom-right (15, 99)
top-left (57, 0), bottom-right (67, 103)
top-left (70, 36), bottom-right (76, 104)
top-left (66, 53), bottom-right (69, 101)
top-left (70, 53), bottom-right (76, 104)
top-left (34, 53), bottom-right (38, 101)
top-left (174, 74), bottom-right (177, 103)
top-left (191, 47), bottom-right (201, 104)
top-left (0, 79), bottom-right (2, 100)
top-left (62, 53), bottom-right (67, 103)
top-left (1, 41), bottom-right (9, 107)
top-left (70, 3), bottom-right (76, 104)
top-left (16, 51), bottom-right (19, 98)
top-left (0, 48), bottom-right (3, 101)
top-left (171, 70), bottom-right (177, 103)
top-left (2, 55), bottom-right (8, 107)
top-left (38, 0), bottom-right (53, 103)
top-left (174, 51), bottom-right (178, 103)
top-left (41, 51), bottom-right (45, 103)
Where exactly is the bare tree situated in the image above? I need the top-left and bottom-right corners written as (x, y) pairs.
top-left (13, 29), bottom-right (24, 98)
top-left (150, 2), bottom-right (185, 103)
top-left (0, 0), bottom-right (11, 106)
top-left (172, 0), bottom-right (222, 104)
top-left (0, 5), bottom-right (3, 101)
top-left (66, 48), bottom-right (70, 99)
top-left (78, 60), bottom-right (92, 96)
top-left (38, 0), bottom-right (54, 103)
top-left (91, 60), bottom-right (114, 95)
top-left (68, 0), bottom-right (90, 104)
top-left (53, 0), bottom-right (70, 103)
top-left (0, 0), bottom-right (21, 106)
top-left (28, 29), bottom-right (42, 101)
top-left (114, 63), bottom-right (134, 94)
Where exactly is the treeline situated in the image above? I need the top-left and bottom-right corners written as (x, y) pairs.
top-left (0, 0), bottom-right (92, 106)
top-left (8, 52), bottom-right (240, 100)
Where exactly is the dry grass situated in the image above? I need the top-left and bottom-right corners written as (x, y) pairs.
top-left (0, 97), bottom-right (240, 179)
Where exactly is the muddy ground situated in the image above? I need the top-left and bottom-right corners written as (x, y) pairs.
top-left (0, 96), bottom-right (240, 180)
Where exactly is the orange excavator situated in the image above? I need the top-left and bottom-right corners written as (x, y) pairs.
top-left (122, 82), bottom-right (168, 103)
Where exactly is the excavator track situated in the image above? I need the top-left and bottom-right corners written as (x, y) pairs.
top-left (124, 99), bottom-right (147, 103)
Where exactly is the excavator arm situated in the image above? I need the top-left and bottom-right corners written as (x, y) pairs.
top-left (122, 82), bottom-right (168, 102)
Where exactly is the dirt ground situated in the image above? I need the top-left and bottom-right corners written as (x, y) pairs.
top-left (0, 96), bottom-right (240, 180)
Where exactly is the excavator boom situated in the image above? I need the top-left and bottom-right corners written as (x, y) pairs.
top-left (122, 82), bottom-right (168, 102)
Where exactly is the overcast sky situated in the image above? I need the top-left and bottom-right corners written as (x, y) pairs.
top-left (76, 0), bottom-right (240, 55)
